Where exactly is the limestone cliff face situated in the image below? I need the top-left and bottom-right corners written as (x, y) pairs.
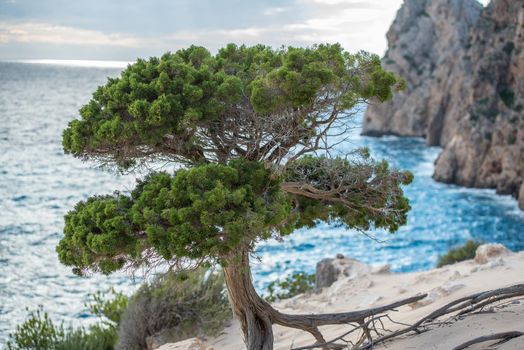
top-left (363, 0), bottom-right (524, 210)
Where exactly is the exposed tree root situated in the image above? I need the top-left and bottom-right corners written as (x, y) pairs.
top-left (290, 284), bottom-right (524, 350)
top-left (223, 247), bottom-right (426, 350)
top-left (223, 244), bottom-right (524, 350)
top-left (452, 331), bottom-right (524, 350)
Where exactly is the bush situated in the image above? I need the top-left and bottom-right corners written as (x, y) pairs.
top-left (6, 289), bottom-right (127, 350)
top-left (499, 86), bottom-right (515, 108)
top-left (437, 240), bottom-right (482, 267)
top-left (265, 272), bottom-right (315, 302)
top-left (7, 271), bottom-right (231, 350)
top-left (116, 268), bottom-right (231, 350)
top-left (6, 306), bottom-right (117, 350)
top-left (88, 288), bottom-right (128, 326)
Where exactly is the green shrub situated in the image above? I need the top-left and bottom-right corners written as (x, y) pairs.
top-left (6, 289), bottom-right (127, 350)
top-left (87, 288), bottom-right (128, 326)
top-left (51, 325), bottom-right (116, 350)
top-left (6, 307), bottom-right (62, 350)
top-left (486, 109), bottom-right (498, 122)
top-left (7, 271), bottom-right (231, 350)
top-left (499, 87), bottom-right (515, 108)
top-left (6, 307), bottom-right (117, 350)
top-left (437, 240), bottom-right (482, 267)
top-left (116, 268), bottom-right (231, 350)
top-left (265, 272), bottom-right (315, 302)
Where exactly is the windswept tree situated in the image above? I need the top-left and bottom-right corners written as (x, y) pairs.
top-left (58, 43), bottom-right (411, 349)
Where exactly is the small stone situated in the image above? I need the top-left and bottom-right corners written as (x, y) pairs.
top-left (336, 253), bottom-right (345, 259)
top-left (315, 256), bottom-right (373, 290)
top-left (449, 271), bottom-right (462, 280)
top-left (474, 244), bottom-right (512, 264)
top-left (315, 258), bottom-right (338, 290)
top-left (372, 264), bottom-right (391, 274)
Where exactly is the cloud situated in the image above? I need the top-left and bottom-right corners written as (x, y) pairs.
top-left (0, 0), bottom-right (404, 59)
top-left (263, 7), bottom-right (289, 16)
top-left (159, 0), bottom-right (402, 55)
top-left (0, 21), bottom-right (143, 47)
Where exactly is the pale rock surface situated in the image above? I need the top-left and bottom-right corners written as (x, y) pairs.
top-left (315, 254), bottom-right (390, 290)
top-left (474, 243), bottom-right (513, 264)
top-left (363, 0), bottom-right (524, 209)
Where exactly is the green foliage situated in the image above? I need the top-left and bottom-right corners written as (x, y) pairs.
top-left (117, 268), bottom-right (230, 350)
top-left (498, 86), bottom-right (515, 108)
top-left (62, 44), bottom-right (401, 168)
top-left (285, 153), bottom-right (413, 233)
top-left (265, 272), bottom-right (315, 302)
top-left (57, 159), bottom-right (292, 274)
top-left (486, 109), bottom-right (498, 122)
top-left (58, 43), bottom-right (412, 295)
top-left (58, 153), bottom-right (412, 274)
top-left (51, 326), bottom-right (116, 350)
top-left (7, 270), bottom-right (230, 350)
top-left (437, 240), bottom-right (482, 268)
top-left (6, 306), bottom-right (117, 350)
top-left (87, 288), bottom-right (128, 326)
top-left (7, 307), bottom-right (62, 350)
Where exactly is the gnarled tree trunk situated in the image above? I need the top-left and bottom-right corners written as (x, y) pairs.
top-left (223, 248), bottom-right (274, 350)
top-left (222, 246), bottom-right (329, 350)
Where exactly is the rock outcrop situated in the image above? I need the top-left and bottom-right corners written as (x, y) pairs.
top-left (363, 0), bottom-right (524, 209)
top-left (474, 243), bottom-right (513, 264)
top-left (315, 254), bottom-right (390, 290)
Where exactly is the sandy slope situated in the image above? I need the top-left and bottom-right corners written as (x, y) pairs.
top-left (206, 248), bottom-right (524, 350)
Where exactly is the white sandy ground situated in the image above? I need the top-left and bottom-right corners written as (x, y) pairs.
top-left (201, 249), bottom-right (524, 350)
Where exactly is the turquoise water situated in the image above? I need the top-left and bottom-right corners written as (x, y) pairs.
top-left (1, 62), bottom-right (523, 343)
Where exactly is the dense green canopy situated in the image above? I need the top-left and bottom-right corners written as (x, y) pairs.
top-left (58, 43), bottom-right (410, 275)
top-left (62, 44), bottom-right (398, 167)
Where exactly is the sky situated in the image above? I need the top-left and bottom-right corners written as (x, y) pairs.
top-left (0, 0), bottom-right (490, 61)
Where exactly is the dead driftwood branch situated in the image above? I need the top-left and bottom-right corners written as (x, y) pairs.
top-left (291, 284), bottom-right (524, 350)
top-left (452, 331), bottom-right (524, 350)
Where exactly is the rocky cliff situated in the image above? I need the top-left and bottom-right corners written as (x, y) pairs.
top-left (363, 0), bottom-right (524, 209)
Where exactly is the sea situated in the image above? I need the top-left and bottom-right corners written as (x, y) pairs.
top-left (1, 60), bottom-right (523, 344)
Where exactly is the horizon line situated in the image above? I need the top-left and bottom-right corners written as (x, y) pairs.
top-left (2, 59), bottom-right (131, 68)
